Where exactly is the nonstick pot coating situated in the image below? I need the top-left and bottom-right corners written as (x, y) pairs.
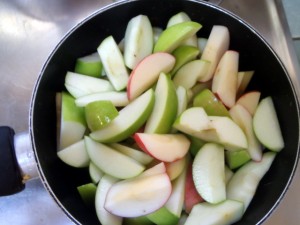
top-left (30, 0), bottom-right (300, 224)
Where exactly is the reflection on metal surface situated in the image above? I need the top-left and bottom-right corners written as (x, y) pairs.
top-left (0, 0), bottom-right (299, 224)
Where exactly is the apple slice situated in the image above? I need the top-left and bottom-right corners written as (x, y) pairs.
top-left (123, 216), bottom-right (153, 225)
top-left (57, 139), bottom-right (89, 168)
top-left (188, 135), bottom-right (206, 157)
top-left (97, 35), bottom-right (129, 91)
top-left (227, 152), bottom-right (277, 210)
top-left (85, 136), bottom-right (145, 179)
top-left (212, 50), bottom-right (239, 108)
top-left (193, 143), bottom-right (226, 204)
top-left (173, 60), bottom-right (210, 89)
top-left (124, 15), bottom-right (153, 69)
top-left (95, 174), bottom-right (122, 225)
top-left (200, 25), bottom-right (230, 81)
top-left (89, 162), bottom-right (104, 184)
top-left (225, 149), bottom-right (251, 170)
top-left (90, 89), bottom-right (154, 143)
top-left (176, 86), bottom-right (188, 117)
top-left (225, 165), bottom-right (234, 184)
top-left (184, 200), bottom-right (244, 225)
top-left (253, 96), bottom-right (284, 152)
top-left (109, 143), bottom-right (153, 165)
top-left (134, 133), bottom-right (190, 162)
top-left (57, 92), bottom-right (86, 150)
top-left (193, 88), bottom-right (230, 117)
top-left (153, 21), bottom-right (202, 53)
top-left (144, 73), bottom-right (178, 134)
top-left (77, 183), bottom-right (97, 207)
top-left (229, 104), bottom-right (262, 161)
top-left (74, 52), bottom-right (103, 78)
top-left (170, 45), bottom-right (200, 77)
top-left (104, 172), bottom-right (172, 217)
top-left (127, 52), bottom-right (176, 100)
top-left (75, 91), bottom-right (129, 107)
top-left (237, 70), bottom-right (255, 97)
top-left (184, 163), bottom-right (204, 214)
top-left (236, 91), bottom-right (261, 116)
top-left (197, 37), bottom-right (208, 54)
top-left (64, 71), bottom-right (114, 98)
top-left (165, 156), bottom-right (187, 180)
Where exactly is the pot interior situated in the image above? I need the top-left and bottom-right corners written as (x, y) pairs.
top-left (30, 0), bottom-right (300, 224)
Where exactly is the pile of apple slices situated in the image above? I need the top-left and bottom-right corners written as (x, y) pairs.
top-left (56, 12), bottom-right (285, 225)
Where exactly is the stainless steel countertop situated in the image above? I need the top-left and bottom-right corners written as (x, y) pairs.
top-left (0, 0), bottom-right (299, 224)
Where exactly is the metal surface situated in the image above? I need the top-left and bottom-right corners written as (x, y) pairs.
top-left (0, 0), bottom-right (299, 224)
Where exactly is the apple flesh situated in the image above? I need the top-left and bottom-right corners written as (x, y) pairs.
top-left (253, 96), bottom-right (284, 152)
top-left (134, 133), bottom-right (190, 162)
top-left (192, 143), bottom-right (226, 204)
top-left (225, 149), bottom-right (251, 170)
top-left (165, 156), bottom-right (187, 180)
top-left (236, 91), bottom-right (261, 116)
top-left (127, 52), bottom-right (175, 100)
top-left (237, 70), bottom-right (255, 97)
top-left (97, 35), bottom-right (129, 91)
top-left (124, 15), bottom-right (153, 69)
top-left (89, 162), bottom-right (104, 184)
top-left (90, 89), bottom-right (154, 143)
top-left (74, 52), bottom-right (103, 78)
top-left (212, 50), bottom-right (239, 108)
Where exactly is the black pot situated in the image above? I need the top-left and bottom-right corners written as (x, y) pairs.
top-left (1, 0), bottom-right (299, 224)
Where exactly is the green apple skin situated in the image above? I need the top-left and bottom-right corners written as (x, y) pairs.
top-left (188, 135), bottom-right (206, 157)
top-left (153, 21), bottom-right (202, 53)
top-left (61, 92), bottom-right (86, 125)
top-left (225, 149), bottom-right (251, 170)
top-left (77, 183), bottom-right (97, 208)
top-left (193, 89), bottom-right (230, 117)
top-left (90, 89), bottom-right (154, 143)
top-left (85, 100), bottom-right (119, 131)
top-left (144, 73), bottom-right (178, 134)
top-left (146, 207), bottom-right (179, 225)
top-left (74, 52), bottom-right (103, 77)
top-left (123, 216), bottom-right (154, 225)
top-left (171, 45), bottom-right (200, 77)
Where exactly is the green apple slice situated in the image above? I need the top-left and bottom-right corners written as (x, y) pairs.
top-left (188, 135), bottom-right (206, 157)
top-left (97, 35), bottom-right (129, 91)
top-left (77, 183), bottom-right (97, 207)
top-left (85, 136), bottom-right (145, 179)
top-left (57, 92), bottom-right (86, 150)
top-left (57, 139), bottom-right (89, 168)
top-left (173, 60), bottom-right (210, 89)
top-left (90, 89), bottom-right (154, 143)
top-left (171, 45), bottom-right (200, 77)
top-left (225, 165), bottom-right (234, 184)
top-left (74, 52), bottom-right (103, 77)
top-left (193, 143), bottom-right (226, 204)
top-left (147, 206), bottom-right (179, 225)
top-left (64, 71), bottom-right (114, 98)
top-left (200, 25), bottom-right (230, 81)
top-left (184, 200), bottom-right (244, 225)
top-left (123, 216), bottom-right (153, 225)
top-left (89, 162), bottom-right (104, 184)
top-left (109, 143), bottom-right (153, 165)
top-left (144, 73), bottom-right (178, 134)
top-left (75, 91), bottom-right (129, 107)
top-left (124, 15), bottom-right (153, 69)
top-left (237, 70), bottom-right (255, 97)
top-left (227, 152), bottom-right (276, 210)
top-left (95, 174), bottom-right (122, 225)
top-left (197, 37), bottom-right (208, 54)
top-left (153, 21), bottom-right (202, 53)
top-left (193, 89), bottom-right (230, 117)
top-left (253, 96), bottom-right (284, 152)
top-left (225, 150), bottom-right (251, 170)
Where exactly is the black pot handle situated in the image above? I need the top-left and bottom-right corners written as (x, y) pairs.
top-left (0, 126), bottom-right (25, 196)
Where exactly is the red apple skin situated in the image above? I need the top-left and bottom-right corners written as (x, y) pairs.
top-left (184, 163), bottom-right (205, 213)
top-left (133, 133), bottom-right (152, 156)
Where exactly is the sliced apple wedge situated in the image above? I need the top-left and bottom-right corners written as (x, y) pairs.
top-left (74, 52), bottom-right (103, 78)
top-left (104, 172), bottom-right (172, 217)
top-left (153, 21), bottom-right (202, 53)
top-left (200, 25), bottom-right (230, 81)
top-left (124, 15), bottom-right (153, 69)
top-left (127, 52), bottom-right (175, 100)
top-left (95, 174), bottom-right (122, 225)
top-left (90, 89), bottom-right (154, 143)
top-left (97, 35), bottom-right (129, 91)
top-left (212, 50), bottom-right (239, 108)
top-left (227, 152), bottom-right (277, 210)
top-left (225, 150), bottom-right (251, 170)
top-left (236, 91), bottom-right (261, 116)
top-left (173, 60), bottom-right (210, 89)
top-left (144, 73), bottom-right (178, 134)
top-left (165, 156), bottom-right (187, 180)
top-left (253, 96), bottom-right (284, 152)
top-left (184, 200), bottom-right (244, 225)
top-left (89, 162), bottom-right (104, 184)
top-left (192, 143), bottom-right (226, 204)
top-left (230, 104), bottom-right (262, 161)
top-left (85, 136), bottom-right (145, 179)
top-left (237, 70), bottom-right (255, 97)
top-left (134, 133), bottom-right (190, 162)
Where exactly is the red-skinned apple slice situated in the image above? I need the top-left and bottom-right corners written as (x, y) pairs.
top-left (212, 50), bottom-right (239, 108)
top-left (127, 52), bottom-right (176, 100)
top-left (236, 91), bottom-right (261, 116)
top-left (134, 133), bottom-right (190, 162)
